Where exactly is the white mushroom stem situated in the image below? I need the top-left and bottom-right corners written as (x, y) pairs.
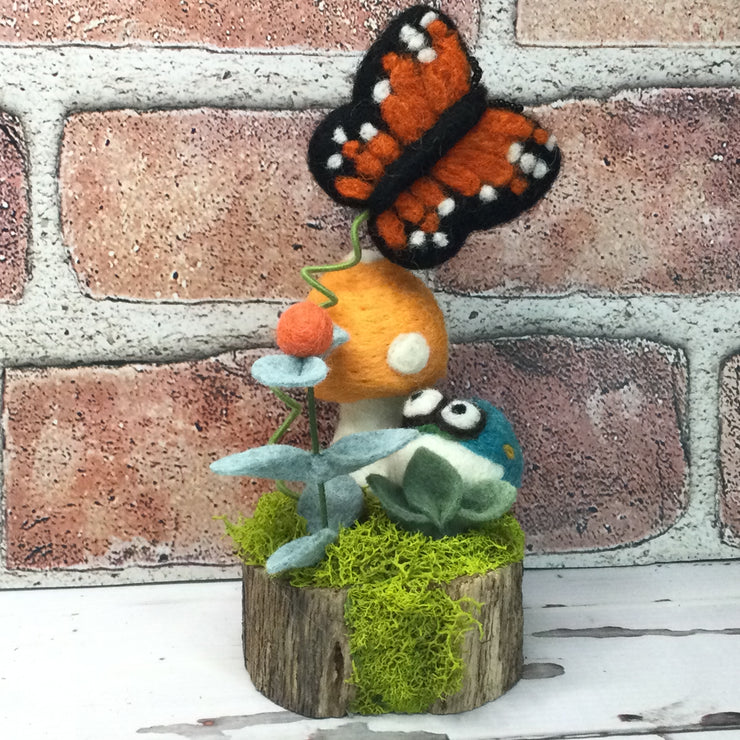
top-left (332, 396), bottom-right (407, 484)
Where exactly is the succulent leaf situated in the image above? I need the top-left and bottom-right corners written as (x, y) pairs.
top-left (366, 473), bottom-right (436, 534)
top-left (457, 479), bottom-right (518, 524)
top-left (401, 448), bottom-right (463, 527)
top-left (368, 448), bottom-right (519, 538)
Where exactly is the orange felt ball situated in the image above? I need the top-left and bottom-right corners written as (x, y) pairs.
top-left (276, 301), bottom-right (334, 358)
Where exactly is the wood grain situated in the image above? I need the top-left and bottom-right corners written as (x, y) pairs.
top-left (241, 564), bottom-right (355, 718)
top-left (430, 561), bottom-right (523, 713)
top-left (242, 561), bottom-right (523, 717)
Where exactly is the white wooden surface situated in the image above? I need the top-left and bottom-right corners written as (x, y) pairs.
top-left (1, 562), bottom-right (739, 740)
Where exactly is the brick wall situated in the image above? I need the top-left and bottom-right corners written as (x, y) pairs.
top-left (0, 0), bottom-right (738, 587)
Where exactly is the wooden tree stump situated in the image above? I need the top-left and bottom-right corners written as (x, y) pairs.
top-left (242, 561), bottom-right (523, 718)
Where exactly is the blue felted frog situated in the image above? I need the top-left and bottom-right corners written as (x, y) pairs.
top-left (367, 389), bottom-right (523, 538)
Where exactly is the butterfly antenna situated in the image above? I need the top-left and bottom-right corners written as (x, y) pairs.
top-left (300, 210), bottom-right (370, 308)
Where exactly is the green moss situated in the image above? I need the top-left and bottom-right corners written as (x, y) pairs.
top-left (224, 492), bottom-right (524, 714)
top-left (223, 492), bottom-right (306, 565)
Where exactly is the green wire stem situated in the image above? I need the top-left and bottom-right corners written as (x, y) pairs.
top-left (300, 210), bottom-right (369, 307)
top-left (306, 387), bottom-right (329, 529)
top-left (266, 210), bottom-right (371, 513)
top-left (275, 480), bottom-right (300, 501)
top-left (267, 387), bottom-right (302, 500)
top-left (267, 387), bottom-right (303, 444)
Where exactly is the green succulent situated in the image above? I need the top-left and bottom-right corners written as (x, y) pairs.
top-left (367, 447), bottom-right (517, 539)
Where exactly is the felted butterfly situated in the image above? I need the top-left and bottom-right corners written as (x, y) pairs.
top-left (308, 4), bottom-right (560, 270)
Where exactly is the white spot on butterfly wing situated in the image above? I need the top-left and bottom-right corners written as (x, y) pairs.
top-left (437, 198), bottom-right (455, 217)
top-left (326, 154), bottom-right (342, 170)
top-left (399, 24), bottom-right (416, 43)
top-left (479, 185), bottom-right (498, 202)
top-left (507, 142), bottom-right (523, 164)
top-left (417, 48), bottom-right (437, 63)
top-left (400, 24), bottom-right (426, 51)
top-left (533, 160), bottom-right (549, 179)
top-left (546, 134), bottom-right (557, 151)
top-left (432, 232), bottom-right (448, 247)
top-left (519, 152), bottom-right (536, 174)
top-left (419, 11), bottom-right (438, 28)
top-left (332, 127), bottom-right (347, 145)
top-left (373, 79), bottom-right (391, 103)
top-left (409, 230), bottom-right (426, 246)
top-left (359, 123), bottom-right (378, 141)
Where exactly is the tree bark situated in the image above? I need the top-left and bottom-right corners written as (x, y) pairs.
top-left (242, 561), bottom-right (523, 718)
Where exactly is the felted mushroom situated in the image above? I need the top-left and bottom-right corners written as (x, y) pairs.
top-left (305, 252), bottom-right (448, 478)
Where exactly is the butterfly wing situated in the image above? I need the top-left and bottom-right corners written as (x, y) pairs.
top-left (369, 106), bottom-right (561, 269)
top-left (308, 4), bottom-right (561, 269)
top-left (308, 5), bottom-right (484, 211)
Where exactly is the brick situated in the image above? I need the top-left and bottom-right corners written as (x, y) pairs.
top-left (719, 355), bottom-right (740, 545)
top-left (0, 1), bottom-right (477, 49)
top-left (442, 337), bottom-right (688, 554)
top-left (517, 0), bottom-right (740, 46)
top-left (436, 89), bottom-right (740, 296)
top-left (4, 354), bottom-right (337, 569)
top-left (61, 109), bottom-right (352, 301)
top-left (0, 112), bottom-right (28, 301)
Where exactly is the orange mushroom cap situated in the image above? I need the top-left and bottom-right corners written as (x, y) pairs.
top-left (307, 257), bottom-right (448, 403)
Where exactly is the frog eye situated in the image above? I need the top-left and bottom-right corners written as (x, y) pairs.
top-left (438, 400), bottom-right (486, 439)
top-left (402, 388), bottom-right (445, 427)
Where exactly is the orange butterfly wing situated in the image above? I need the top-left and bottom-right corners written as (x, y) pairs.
top-left (308, 5), bottom-right (560, 269)
top-left (370, 107), bottom-right (560, 268)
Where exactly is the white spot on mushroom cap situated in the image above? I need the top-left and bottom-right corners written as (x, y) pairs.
top-left (387, 332), bottom-right (430, 375)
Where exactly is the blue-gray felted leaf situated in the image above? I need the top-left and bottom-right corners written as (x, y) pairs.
top-left (265, 528), bottom-right (337, 574)
top-left (210, 444), bottom-right (314, 481)
top-left (402, 448), bottom-right (463, 529)
top-left (297, 475), bottom-right (364, 533)
top-left (251, 354), bottom-right (328, 388)
top-left (314, 428), bottom-right (419, 480)
top-left (327, 326), bottom-right (349, 353)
